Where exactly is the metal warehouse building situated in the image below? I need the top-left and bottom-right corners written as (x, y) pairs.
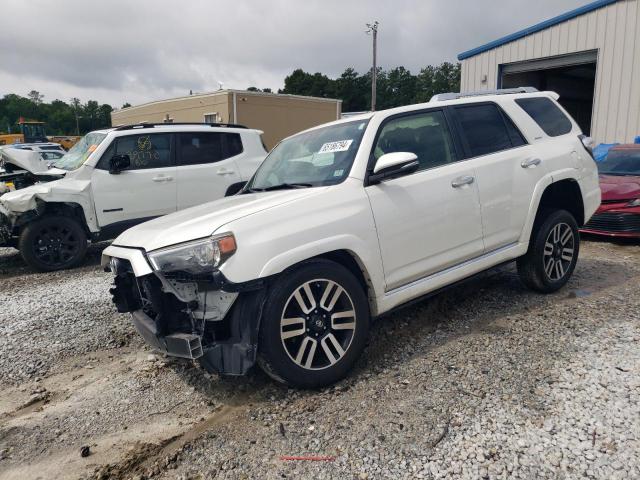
top-left (459, 0), bottom-right (639, 143)
top-left (111, 90), bottom-right (342, 149)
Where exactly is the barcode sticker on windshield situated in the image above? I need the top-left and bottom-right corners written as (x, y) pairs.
top-left (318, 139), bottom-right (353, 153)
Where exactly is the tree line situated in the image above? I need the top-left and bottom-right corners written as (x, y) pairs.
top-left (256, 62), bottom-right (461, 112)
top-left (2, 62), bottom-right (459, 136)
top-left (0, 91), bottom-right (115, 136)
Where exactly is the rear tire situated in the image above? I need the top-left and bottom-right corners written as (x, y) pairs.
top-left (517, 209), bottom-right (579, 293)
top-left (258, 259), bottom-right (370, 388)
top-left (19, 215), bottom-right (88, 271)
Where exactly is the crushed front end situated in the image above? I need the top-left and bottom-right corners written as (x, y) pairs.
top-left (103, 244), bottom-right (266, 376)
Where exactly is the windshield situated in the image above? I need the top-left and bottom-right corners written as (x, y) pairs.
top-left (598, 149), bottom-right (640, 176)
top-left (246, 119), bottom-right (369, 191)
top-left (54, 132), bottom-right (107, 171)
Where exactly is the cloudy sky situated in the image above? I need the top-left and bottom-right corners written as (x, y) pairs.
top-left (3, 0), bottom-right (588, 108)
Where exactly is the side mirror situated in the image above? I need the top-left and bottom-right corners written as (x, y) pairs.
top-left (109, 154), bottom-right (130, 174)
top-left (369, 152), bottom-right (419, 184)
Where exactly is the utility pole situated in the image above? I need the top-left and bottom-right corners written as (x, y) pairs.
top-left (366, 21), bottom-right (379, 111)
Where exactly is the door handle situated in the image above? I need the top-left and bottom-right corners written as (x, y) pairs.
top-left (451, 175), bottom-right (475, 188)
top-left (216, 169), bottom-right (235, 176)
top-left (152, 175), bottom-right (172, 182)
top-left (521, 157), bottom-right (542, 168)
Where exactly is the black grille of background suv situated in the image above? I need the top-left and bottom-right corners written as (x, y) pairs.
top-left (584, 212), bottom-right (640, 233)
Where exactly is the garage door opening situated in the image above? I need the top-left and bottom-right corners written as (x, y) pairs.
top-left (500, 51), bottom-right (597, 135)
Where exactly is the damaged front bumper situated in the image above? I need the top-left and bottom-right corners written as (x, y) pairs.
top-left (103, 247), bottom-right (266, 376)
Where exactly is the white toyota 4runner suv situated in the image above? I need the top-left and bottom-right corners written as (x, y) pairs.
top-left (103, 89), bottom-right (600, 388)
top-left (0, 123), bottom-right (266, 271)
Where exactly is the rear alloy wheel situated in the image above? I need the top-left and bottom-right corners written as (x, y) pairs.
top-left (543, 222), bottom-right (575, 282)
top-left (258, 260), bottom-right (369, 388)
top-left (19, 215), bottom-right (88, 271)
top-left (517, 209), bottom-right (580, 293)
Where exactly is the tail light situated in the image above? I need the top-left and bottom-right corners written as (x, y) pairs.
top-left (578, 134), bottom-right (595, 158)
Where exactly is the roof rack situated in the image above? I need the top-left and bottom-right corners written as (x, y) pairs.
top-left (113, 122), bottom-right (248, 131)
top-left (430, 87), bottom-right (539, 102)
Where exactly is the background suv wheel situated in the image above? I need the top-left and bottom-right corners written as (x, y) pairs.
top-left (19, 215), bottom-right (88, 271)
top-left (517, 209), bottom-right (580, 293)
top-left (258, 259), bottom-right (370, 388)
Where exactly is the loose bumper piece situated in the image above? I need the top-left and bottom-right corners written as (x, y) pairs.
top-left (131, 310), bottom-right (203, 359)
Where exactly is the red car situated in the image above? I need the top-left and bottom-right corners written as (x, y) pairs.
top-left (581, 144), bottom-right (640, 238)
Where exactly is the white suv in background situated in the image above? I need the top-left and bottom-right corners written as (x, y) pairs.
top-left (0, 123), bottom-right (266, 270)
top-left (103, 88), bottom-right (600, 388)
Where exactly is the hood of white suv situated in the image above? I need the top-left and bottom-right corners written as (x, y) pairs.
top-left (112, 188), bottom-right (327, 252)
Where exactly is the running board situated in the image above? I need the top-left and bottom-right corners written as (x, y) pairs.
top-left (377, 242), bottom-right (527, 314)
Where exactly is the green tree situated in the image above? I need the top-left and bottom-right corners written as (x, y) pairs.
top-left (379, 66), bottom-right (416, 109)
top-left (280, 62), bottom-right (461, 112)
top-left (28, 90), bottom-right (44, 105)
top-left (335, 68), bottom-right (368, 112)
top-left (281, 69), bottom-right (336, 98)
top-left (98, 104), bottom-right (113, 128)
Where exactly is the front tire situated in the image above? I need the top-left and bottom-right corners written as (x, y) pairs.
top-left (258, 259), bottom-right (370, 388)
top-left (19, 215), bottom-right (88, 271)
top-left (517, 209), bottom-right (579, 293)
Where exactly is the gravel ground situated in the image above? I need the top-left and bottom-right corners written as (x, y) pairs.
top-left (0, 244), bottom-right (132, 384)
top-left (0, 238), bottom-right (638, 480)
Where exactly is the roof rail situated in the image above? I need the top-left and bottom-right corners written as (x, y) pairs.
top-left (113, 122), bottom-right (248, 131)
top-left (430, 87), bottom-right (539, 102)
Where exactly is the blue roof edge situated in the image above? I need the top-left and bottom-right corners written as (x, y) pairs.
top-left (457, 0), bottom-right (618, 61)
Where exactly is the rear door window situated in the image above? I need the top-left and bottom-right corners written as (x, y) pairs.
top-left (452, 103), bottom-right (524, 157)
top-left (177, 132), bottom-right (243, 166)
top-left (515, 97), bottom-right (572, 137)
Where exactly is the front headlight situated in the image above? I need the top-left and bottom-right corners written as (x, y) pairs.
top-left (628, 198), bottom-right (640, 207)
top-left (147, 233), bottom-right (237, 275)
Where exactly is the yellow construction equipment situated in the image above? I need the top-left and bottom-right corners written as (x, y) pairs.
top-left (0, 118), bottom-right (81, 150)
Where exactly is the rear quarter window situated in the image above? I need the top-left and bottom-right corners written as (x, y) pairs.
top-left (515, 97), bottom-right (573, 137)
top-left (453, 103), bottom-right (525, 157)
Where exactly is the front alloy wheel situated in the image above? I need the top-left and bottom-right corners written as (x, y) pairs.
top-left (258, 259), bottom-right (370, 388)
top-left (280, 279), bottom-right (357, 370)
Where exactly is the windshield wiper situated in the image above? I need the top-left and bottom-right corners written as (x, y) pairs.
top-left (245, 183), bottom-right (313, 193)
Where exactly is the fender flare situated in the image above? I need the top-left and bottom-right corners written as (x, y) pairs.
top-left (257, 234), bottom-right (385, 302)
top-left (519, 169), bottom-right (582, 244)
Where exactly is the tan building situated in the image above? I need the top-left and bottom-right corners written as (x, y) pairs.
top-left (111, 90), bottom-right (342, 149)
top-left (458, 0), bottom-right (639, 144)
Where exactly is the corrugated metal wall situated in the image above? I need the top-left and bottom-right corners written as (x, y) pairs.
top-left (460, 0), bottom-right (640, 143)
